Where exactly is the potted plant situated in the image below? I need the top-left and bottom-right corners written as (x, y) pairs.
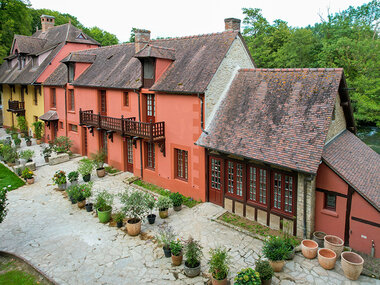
top-left (170, 239), bottom-right (183, 266)
top-left (155, 226), bottom-right (175, 258)
top-left (4, 147), bottom-right (18, 166)
top-left (73, 182), bottom-right (93, 209)
top-left (157, 196), bottom-right (172, 219)
top-left (32, 121), bottom-right (43, 144)
top-left (184, 237), bottom-right (203, 277)
top-left (145, 193), bottom-right (156, 224)
top-left (262, 236), bottom-right (290, 272)
top-left (169, 192), bottom-right (183, 211)
top-left (25, 135), bottom-right (32, 147)
top-left (66, 186), bottom-right (77, 204)
top-left (95, 190), bottom-right (113, 223)
top-left (234, 268), bottom-right (261, 285)
top-left (301, 239), bottom-right (318, 259)
top-left (13, 137), bottom-right (21, 148)
top-left (208, 247), bottom-right (230, 285)
top-left (120, 191), bottom-right (149, 236)
top-left (22, 167), bottom-right (34, 184)
top-left (341, 251), bottom-right (364, 280)
top-left (114, 211), bottom-right (125, 228)
top-left (85, 201), bottom-right (93, 212)
top-left (78, 158), bottom-right (94, 182)
top-left (282, 233), bottom-right (299, 260)
top-left (255, 258), bottom-right (274, 285)
top-left (53, 136), bottom-right (72, 153)
top-left (17, 116), bottom-right (28, 137)
top-left (68, 171), bottom-right (79, 185)
top-left (91, 149), bottom-right (107, 178)
top-left (20, 150), bottom-right (34, 163)
top-left (42, 144), bottom-right (53, 162)
top-left (52, 170), bottom-right (67, 190)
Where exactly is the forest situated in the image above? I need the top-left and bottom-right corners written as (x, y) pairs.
top-left (0, 0), bottom-right (379, 127)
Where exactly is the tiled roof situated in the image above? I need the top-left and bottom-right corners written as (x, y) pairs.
top-left (48, 31), bottom-right (240, 92)
top-left (0, 24), bottom-right (99, 85)
top-left (61, 53), bottom-right (96, 63)
top-left (323, 130), bottom-right (380, 210)
top-left (39, 110), bottom-right (58, 121)
top-left (197, 68), bottom-right (345, 174)
top-left (135, 45), bottom-right (175, 60)
top-left (43, 63), bottom-right (67, 86)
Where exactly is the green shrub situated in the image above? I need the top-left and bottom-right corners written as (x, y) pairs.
top-left (13, 137), bottom-right (21, 146)
top-left (78, 158), bottom-right (94, 177)
top-left (21, 167), bottom-right (34, 179)
top-left (94, 190), bottom-right (113, 211)
top-left (72, 182), bottom-right (93, 202)
top-left (255, 258), bottom-right (273, 281)
top-left (234, 268), bottom-right (261, 285)
top-left (114, 211), bottom-right (125, 223)
top-left (169, 192), bottom-right (183, 207)
top-left (209, 247), bottom-right (230, 280)
top-left (0, 187), bottom-right (8, 223)
top-left (19, 150), bottom-right (34, 161)
top-left (184, 237), bottom-right (203, 268)
top-left (156, 196), bottom-right (172, 210)
top-left (3, 147), bottom-right (18, 163)
top-left (53, 136), bottom-right (72, 153)
top-left (155, 226), bottom-right (175, 249)
top-left (144, 193), bottom-right (156, 215)
top-left (52, 170), bottom-right (66, 185)
top-left (16, 116), bottom-right (28, 135)
top-left (120, 191), bottom-right (149, 223)
top-left (32, 121), bottom-right (44, 140)
top-left (170, 239), bottom-right (183, 256)
top-left (90, 149), bottom-right (107, 169)
top-left (68, 171), bottom-right (79, 182)
top-left (262, 236), bottom-right (291, 261)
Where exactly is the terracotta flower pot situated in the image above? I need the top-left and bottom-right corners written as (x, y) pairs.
top-left (171, 253), bottom-right (183, 266)
top-left (341, 252), bottom-right (364, 280)
top-left (301, 239), bottom-right (318, 259)
top-left (96, 168), bottom-right (105, 178)
top-left (324, 235), bottom-right (344, 258)
top-left (318, 248), bottom-right (337, 270)
top-left (126, 219), bottom-right (141, 236)
top-left (26, 177), bottom-right (34, 184)
top-left (261, 278), bottom-right (272, 285)
top-left (159, 209), bottom-right (168, 219)
top-left (36, 139), bottom-right (42, 145)
top-left (211, 276), bottom-right (227, 285)
top-left (312, 231), bottom-right (326, 248)
top-left (269, 260), bottom-right (285, 272)
top-left (77, 200), bottom-right (86, 209)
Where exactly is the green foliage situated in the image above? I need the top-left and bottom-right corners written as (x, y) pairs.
top-left (21, 167), bottom-right (33, 179)
top-left (156, 196), bottom-right (172, 210)
top-left (144, 193), bottom-right (156, 214)
top-left (82, 26), bottom-right (118, 46)
top-left (19, 149), bottom-right (34, 161)
top-left (52, 170), bottom-right (66, 185)
top-left (234, 268), bottom-right (261, 285)
top-left (71, 182), bottom-right (93, 202)
top-left (170, 239), bottom-right (183, 256)
top-left (104, 166), bottom-right (119, 174)
top-left (68, 171), bottom-right (79, 182)
top-left (53, 136), bottom-right (72, 153)
top-left (129, 27), bottom-right (137, 42)
top-left (24, 135), bottom-right (31, 143)
top-left (0, 186), bottom-right (8, 223)
top-left (42, 143), bottom-right (53, 157)
top-left (208, 247), bottom-right (230, 280)
top-left (155, 226), bottom-right (175, 248)
top-left (119, 190), bottom-right (149, 222)
top-left (0, 163), bottom-right (25, 191)
top-left (32, 121), bottom-right (43, 140)
top-left (77, 158), bottom-right (94, 176)
top-left (255, 258), bottom-right (274, 281)
top-left (262, 236), bottom-right (291, 261)
top-left (94, 190), bottom-right (113, 211)
top-left (66, 185), bottom-right (77, 203)
top-left (16, 116), bottom-right (28, 135)
top-left (114, 211), bottom-right (125, 223)
top-left (90, 149), bottom-right (106, 169)
top-left (0, 269), bottom-right (39, 284)
top-left (169, 192), bottom-right (183, 207)
top-left (3, 146), bottom-right (18, 163)
top-left (184, 237), bottom-right (203, 268)
top-left (13, 137), bottom-right (21, 146)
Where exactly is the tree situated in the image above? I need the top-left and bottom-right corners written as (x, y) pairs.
top-left (83, 26), bottom-right (118, 46)
top-left (0, 187), bottom-right (8, 223)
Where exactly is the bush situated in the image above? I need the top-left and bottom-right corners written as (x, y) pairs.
top-left (120, 191), bottom-right (149, 223)
top-left (94, 190), bottom-right (113, 211)
top-left (78, 158), bottom-right (94, 177)
top-left (170, 239), bottom-right (183, 256)
top-left (72, 182), bottom-right (93, 202)
top-left (255, 258), bottom-right (273, 281)
top-left (184, 237), bottom-right (203, 268)
top-left (234, 268), bottom-right (261, 285)
top-left (68, 171), bottom-right (79, 182)
top-left (209, 247), bottom-right (230, 281)
top-left (42, 144), bottom-right (53, 157)
top-left (25, 135), bottom-right (32, 143)
top-left (52, 170), bottom-right (66, 185)
top-left (90, 149), bottom-right (107, 169)
top-left (0, 187), bottom-right (8, 223)
top-left (155, 226), bottom-right (175, 249)
top-left (3, 147), bottom-right (18, 163)
top-left (114, 211), bottom-right (125, 223)
top-left (262, 236), bottom-right (291, 261)
top-left (169, 192), bottom-right (183, 207)
top-left (17, 116), bottom-right (28, 135)
top-left (19, 150), bottom-right (34, 161)
top-left (21, 167), bottom-right (34, 179)
top-left (66, 185), bottom-right (77, 203)
top-left (144, 193), bottom-right (156, 215)
top-left (53, 136), bottom-right (72, 153)
top-left (13, 137), bottom-right (21, 146)
top-left (156, 196), bottom-right (172, 211)
top-left (32, 121), bottom-right (44, 140)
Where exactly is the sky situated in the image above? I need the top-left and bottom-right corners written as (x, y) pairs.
top-left (29, 0), bottom-right (370, 42)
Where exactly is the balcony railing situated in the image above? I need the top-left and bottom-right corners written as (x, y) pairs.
top-left (79, 109), bottom-right (165, 141)
top-left (7, 100), bottom-right (25, 113)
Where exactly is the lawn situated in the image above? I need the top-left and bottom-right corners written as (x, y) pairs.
top-left (0, 163), bottom-right (25, 191)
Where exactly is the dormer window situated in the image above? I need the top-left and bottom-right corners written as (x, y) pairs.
top-left (68, 63), bottom-right (75, 83)
top-left (143, 59), bottom-right (155, 88)
top-left (32, 56), bottom-right (38, 68)
top-left (77, 33), bottom-right (87, 40)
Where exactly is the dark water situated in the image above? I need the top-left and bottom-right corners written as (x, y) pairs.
top-left (357, 126), bottom-right (380, 154)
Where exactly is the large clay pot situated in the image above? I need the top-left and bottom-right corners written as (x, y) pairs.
top-left (318, 248), bottom-right (337, 270)
top-left (269, 260), bottom-right (285, 272)
top-left (211, 276), bottom-right (227, 285)
top-left (77, 200), bottom-right (86, 209)
top-left (341, 252), bottom-right (364, 281)
top-left (96, 168), bottom-right (105, 178)
top-left (324, 235), bottom-right (344, 257)
top-left (184, 261), bottom-right (201, 277)
top-left (171, 253), bottom-right (183, 266)
top-left (159, 209), bottom-right (168, 219)
top-left (301, 239), bottom-right (318, 259)
top-left (126, 219), bottom-right (141, 236)
top-left (313, 231), bottom-right (326, 248)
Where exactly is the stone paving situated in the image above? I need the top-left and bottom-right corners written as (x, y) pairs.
top-left (0, 132), bottom-right (379, 284)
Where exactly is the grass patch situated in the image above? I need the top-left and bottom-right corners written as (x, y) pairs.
top-left (105, 166), bottom-right (120, 174)
top-left (0, 163), bottom-right (25, 191)
top-left (0, 270), bottom-right (39, 285)
top-left (133, 179), bottom-right (201, 208)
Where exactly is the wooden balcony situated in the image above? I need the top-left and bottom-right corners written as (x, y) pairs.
top-left (79, 109), bottom-right (165, 141)
top-left (7, 100), bottom-right (25, 114)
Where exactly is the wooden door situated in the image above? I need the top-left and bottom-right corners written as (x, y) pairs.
top-left (126, 138), bottom-right (133, 173)
top-left (145, 94), bottom-right (155, 123)
top-left (99, 90), bottom-right (107, 116)
top-left (209, 157), bottom-right (223, 206)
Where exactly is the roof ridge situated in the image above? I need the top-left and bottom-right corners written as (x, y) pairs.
top-left (152, 30), bottom-right (238, 42)
top-left (239, 68), bottom-right (344, 72)
top-left (145, 44), bottom-right (176, 51)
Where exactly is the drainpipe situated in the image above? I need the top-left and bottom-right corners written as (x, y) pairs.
top-left (64, 85), bottom-right (68, 137)
top-left (304, 174), bottom-right (314, 239)
top-left (197, 94), bottom-right (208, 135)
top-left (134, 89), bottom-right (143, 179)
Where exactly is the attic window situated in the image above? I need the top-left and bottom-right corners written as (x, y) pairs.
top-left (77, 33), bottom-right (86, 40)
top-left (32, 56), bottom-right (38, 68)
top-left (68, 63), bottom-right (75, 83)
top-left (143, 58), bottom-right (155, 88)
top-left (332, 106), bottom-right (336, 121)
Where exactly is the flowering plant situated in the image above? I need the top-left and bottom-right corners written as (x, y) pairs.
top-left (72, 182), bottom-right (93, 202)
top-left (52, 170), bottom-right (66, 185)
top-left (234, 268), bottom-right (261, 285)
top-left (170, 239), bottom-right (183, 256)
top-left (21, 167), bottom-right (34, 179)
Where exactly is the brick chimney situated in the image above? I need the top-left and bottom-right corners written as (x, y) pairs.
top-left (224, 18), bottom-right (241, 31)
top-left (135, 29), bottom-right (151, 53)
top-left (40, 15), bottom-right (55, 32)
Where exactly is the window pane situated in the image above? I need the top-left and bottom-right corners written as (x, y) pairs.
top-left (211, 159), bottom-right (221, 190)
top-left (326, 193), bottom-right (336, 210)
top-left (284, 176), bottom-right (293, 213)
top-left (260, 169), bottom-right (267, 204)
top-left (274, 173), bottom-right (282, 209)
top-left (249, 166), bottom-right (257, 201)
top-left (236, 163), bottom-right (243, 196)
top-left (143, 60), bottom-right (154, 79)
top-left (227, 161), bottom-right (234, 194)
top-left (127, 138), bottom-right (133, 164)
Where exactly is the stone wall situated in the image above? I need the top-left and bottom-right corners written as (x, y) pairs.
top-left (204, 36), bottom-right (254, 128)
top-left (296, 173), bottom-right (316, 238)
top-left (325, 92), bottom-right (347, 142)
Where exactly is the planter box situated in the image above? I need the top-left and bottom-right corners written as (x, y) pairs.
top-left (48, 153), bottom-right (69, 166)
